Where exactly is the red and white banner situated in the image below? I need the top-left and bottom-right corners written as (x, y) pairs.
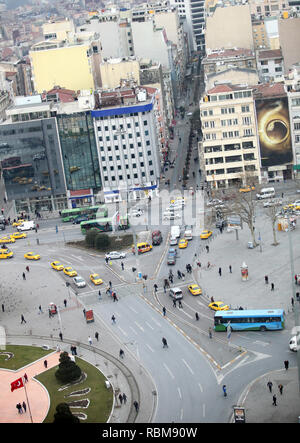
top-left (11, 377), bottom-right (24, 392)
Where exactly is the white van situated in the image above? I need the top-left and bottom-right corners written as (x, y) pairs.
top-left (169, 287), bottom-right (183, 300)
top-left (256, 187), bottom-right (275, 200)
top-left (184, 225), bottom-right (193, 240)
top-left (289, 335), bottom-right (300, 352)
top-left (171, 225), bottom-right (181, 238)
top-left (17, 220), bottom-right (35, 231)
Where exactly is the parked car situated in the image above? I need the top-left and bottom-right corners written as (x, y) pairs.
top-left (105, 251), bottom-right (126, 260)
top-left (73, 276), bottom-right (86, 288)
top-left (170, 236), bottom-right (178, 246)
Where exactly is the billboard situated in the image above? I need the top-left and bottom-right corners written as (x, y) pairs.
top-left (255, 97), bottom-right (293, 167)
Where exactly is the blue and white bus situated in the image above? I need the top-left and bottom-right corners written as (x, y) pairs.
top-left (214, 309), bottom-right (285, 332)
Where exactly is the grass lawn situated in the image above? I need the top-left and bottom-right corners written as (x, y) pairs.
top-left (36, 356), bottom-right (113, 423)
top-left (0, 345), bottom-right (113, 423)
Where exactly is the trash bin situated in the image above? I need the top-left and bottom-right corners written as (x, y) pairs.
top-left (247, 241), bottom-right (253, 249)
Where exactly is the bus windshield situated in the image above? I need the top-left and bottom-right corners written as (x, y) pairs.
top-left (214, 309), bottom-right (285, 332)
top-left (61, 205), bottom-right (108, 222)
top-left (80, 216), bottom-right (130, 234)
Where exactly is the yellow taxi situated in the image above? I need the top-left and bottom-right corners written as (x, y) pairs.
top-left (0, 248), bottom-right (13, 259)
top-left (208, 301), bottom-right (229, 311)
top-left (24, 252), bottom-right (40, 260)
top-left (12, 219), bottom-right (25, 227)
top-left (132, 242), bottom-right (153, 254)
top-left (0, 236), bottom-right (16, 244)
top-left (200, 230), bottom-right (212, 239)
top-left (63, 267), bottom-right (77, 277)
top-left (90, 273), bottom-right (103, 285)
top-left (188, 284), bottom-right (202, 296)
top-left (11, 232), bottom-right (27, 239)
top-left (239, 186), bottom-right (255, 193)
top-left (51, 261), bottom-right (64, 271)
top-left (178, 238), bottom-right (188, 249)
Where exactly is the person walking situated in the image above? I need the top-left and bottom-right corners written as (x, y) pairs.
top-left (21, 314), bottom-right (26, 324)
top-left (109, 281), bottom-right (112, 289)
top-left (265, 275), bottom-right (269, 284)
top-left (162, 306), bottom-right (166, 316)
top-left (59, 332), bottom-right (63, 341)
top-left (112, 292), bottom-right (118, 302)
top-left (83, 308), bottom-right (86, 318)
top-left (206, 245), bottom-right (209, 253)
top-left (218, 267), bottom-right (222, 277)
top-left (44, 360), bottom-right (48, 368)
top-left (133, 400), bottom-right (139, 412)
top-left (154, 284), bottom-right (158, 293)
top-left (118, 393), bottom-right (123, 405)
top-left (122, 393), bottom-right (127, 404)
top-left (208, 327), bottom-right (212, 339)
top-left (195, 312), bottom-right (199, 321)
top-left (1, 303), bottom-right (4, 312)
top-left (22, 272), bottom-right (26, 280)
top-left (95, 331), bottom-right (99, 342)
top-left (291, 297), bottom-right (294, 308)
top-left (278, 384), bottom-right (283, 395)
top-left (272, 394), bottom-right (277, 406)
top-left (111, 315), bottom-right (116, 324)
top-left (178, 300), bottom-right (183, 308)
top-left (22, 401), bottom-right (27, 413)
top-left (267, 381), bottom-right (273, 393)
top-left (38, 305), bottom-right (43, 314)
top-left (229, 265), bottom-right (232, 273)
top-left (26, 266), bottom-right (29, 272)
top-left (24, 373), bottom-right (28, 383)
top-left (162, 337), bottom-right (168, 348)
top-left (173, 299), bottom-right (176, 308)
top-left (63, 299), bottom-right (67, 308)
top-left (88, 336), bottom-right (92, 346)
top-left (271, 283), bottom-right (274, 291)
top-left (222, 385), bottom-right (227, 397)
top-left (16, 403), bottom-right (22, 414)
top-left (98, 290), bottom-right (102, 300)
top-left (119, 349), bottom-right (124, 359)
top-left (121, 262), bottom-right (124, 271)
top-left (284, 360), bottom-right (289, 370)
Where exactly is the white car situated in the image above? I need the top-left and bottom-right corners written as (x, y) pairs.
top-left (263, 199), bottom-right (282, 208)
top-left (207, 199), bottom-right (223, 207)
top-left (289, 335), bottom-right (299, 352)
top-left (170, 236), bottom-right (178, 245)
top-left (164, 214), bottom-right (180, 220)
top-left (73, 276), bottom-right (86, 288)
top-left (105, 251), bottom-right (126, 260)
top-left (130, 209), bottom-right (143, 217)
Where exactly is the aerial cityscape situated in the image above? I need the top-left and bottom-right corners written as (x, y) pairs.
top-left (0, 0), bottom-right (299, 427)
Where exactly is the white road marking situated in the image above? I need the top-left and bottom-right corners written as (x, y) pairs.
top-left (134, 321), bottom-right (144, 332)
top-left (151, 316), bottom-right (161, 327)
top-left (163, 363), bottom-right (175, 379)
top-left (129, 326), bottom-right (137, 335)
top-left (145, 321), bottom-right (154, 330)
top-left (203, 404), bottom-right (206, 417)
top-left (145, 343), bottom-right (154, 352)
top-left (177, 387), bottom-right (182, 399)
top-left (129, 306), bottom-right (138, 314)
top-left (118, 326), bottom-right (128, 337)
top-left (182, 358), bottom-right (194, 375)
top-left (198, 382), bottom-right (203, 393)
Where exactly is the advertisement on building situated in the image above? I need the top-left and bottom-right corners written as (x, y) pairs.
top-left (255, 97), bottom-right (293, 167)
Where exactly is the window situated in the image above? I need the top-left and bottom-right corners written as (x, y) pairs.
top-left (244, 129), bottom-right (253, 137)
top-left (242, 105), bottom-right (250, 113)
top-left (242, 116), bottom-right (252, 125)
top-left (294, 123), bottom-right (300, 130)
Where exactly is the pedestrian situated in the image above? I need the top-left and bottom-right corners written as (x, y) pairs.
top-left (177, 270), bottom-right (182, 279)
top-left (222, 385), bottom-right (227, 397)
top-left (63, 299), bottom-right (67, 307)
top-left (118, 393), bottom-right (123, 404)
top-left (169, 275), bottom-right (173, 284)
top-left (22, 272), bottom-right (26, 280)
top-left (229, 265), bottom-right (232, 273)
top-left (2, 303), bottom-right (4, 312)
top-left (70, 345), bottom-right (75, 355)
top-left (112, 292), bottom-right (118, 302)
top-left (22, 401), bottom-right (27, 413)
top-left (278, 384), bottom-right (283, 395)
top-left (95, 331), bottom-right (99, 341)
top-left (162, 306), bottom-right (166, 316)
top-left (83, 308), bottom-right (86, 318)
top-left (271, 282), bottom-right (274, 291)
top-left (88, 336), bottom-right (92, 345)
top-left (38, 305), bottom-right (43, 314)
top-left (122, 393), bottom-right (127, 404)
top-left (195, 312), bottom-right (199, 321)
top-left (111, 315), bottom-right (116, 324)
top-left (265, 275), bottom-right (269, 284)
top-left (24, 373), bottom-right (28, 383)
top-left (291, 297), bottom-right (294, 308)
top-left (73, 346), bottom-right (77, 356)
top-left (218, 267), bottom-right (222, 277)
top-left (178, 300), bottom-right (182, 308)
top-left (59, 332), bottom-right (63, 341)
top-left (297, 292), bottom-right (300, 302)
top-left (109, 281), bottom-right (112, 288)
top-left (267, 381), bottom-right (273, 393)
top-left (48, 309), bottom-right (52, 318)
top-left (272, 394), bottom-right (277, 406)
top-left (206, 245), bottom-right (209, 253)
top-left (121, 262), bottom-right (124, 270)
top-left (162, 337), bottom-right (168, 348)
top-left (119, 349), bottom-right (124, 359)
top-left (44, 360), bottom-right (48, 368)
top-left (133, 400), bottom-right (139, 412)
top-left (284, 360), bottom-right (289, 370)
top-left (295, 274), bottom-right (297, 285)
top-left (98, 290), bottom-right (102, 300)
top-left (208, 327), bottom-right (212, 339)
top-left (207, 261), bottom-right (211, 269)
top-left (211, 296), bottom-right (214, 303)
top-left (26, 266), bottom-right (29, 272)
top-left (16, 403), bottom-right (22, 414)
top-left (154, 284), bottom-right (158, 293)
top-left (21, 314), bottom-right (26, 324)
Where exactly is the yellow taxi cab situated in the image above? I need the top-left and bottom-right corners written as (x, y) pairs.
top-left (90, 273), bottom-right (103, 285)
top-left (170, 197), bottom-right (186, 204)
top-left (178, 238), bottom-right (188, 249)
top-left (239, 186), bottom-right (255, 193)
top-left (0, 236), bottom-right (16, 244)
top-left (11, 232), bottom-right (27, 240)
top-left (63, 267), bottom-right (77, 277)
top-left (200, 230), bottom-right (212, 239)
top-left (188, 284), bottom-right (202, 295)
top-left (12, 219), bottom-right (25, 227)
top-left (132, 242), bottom-right (153, 254)
top-left (0, 248), bottom-right (13, 259)
top-left (208, 301), bottom-right (229, 311)
top-left (51, 261), bottom-right (64, 271)
top-left (24, 252), bottom-right (40, 260)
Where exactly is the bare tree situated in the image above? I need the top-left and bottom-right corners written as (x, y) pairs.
top-left (264, 202), bottom-right (281, 246)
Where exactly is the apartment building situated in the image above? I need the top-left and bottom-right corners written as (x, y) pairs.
top-left (248, 0), bottom-right (289, 17)
top-left (257, 48), bottom-right (284, 82)
top-left (199, 84), bottom-right (261, 189)
top-left (286, 64), bottom-right (300, 178)
top-left (92, 87), bottom-right (160, 203)
top-left (203, 48), bottom-right (257, 77)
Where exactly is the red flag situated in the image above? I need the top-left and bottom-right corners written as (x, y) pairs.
top-left (11, 377), bottom-right (24, 392)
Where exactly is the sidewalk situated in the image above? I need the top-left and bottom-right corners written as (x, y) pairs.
top-left (236, 367), bottom-right (300, 423)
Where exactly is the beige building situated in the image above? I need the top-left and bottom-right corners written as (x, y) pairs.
top-left (252, 19), bottom-right (269, 50)
top-left (248, 0), bottom-right (289, 17)
top-left (199, 84), bottom-right (261, 189)
top-left (205, 68), bottom-right (259, 92)
top-left (278, 17), bottom-right (300, 73)
top-left (100, 58), bottom-right (140, 89)
top-left (42, 19), bottom-right (76, 41)
top-left (205, 4), bottom-right (254, 52)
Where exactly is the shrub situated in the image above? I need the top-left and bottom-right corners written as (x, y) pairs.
top-left (85, 228), bottom-right (98, 248)
top-left (95, 233), bottom-right (111, 251)
top-left (55, 352), bottom-right (82, 384)
top-left (53, 402), bottom-right (80, 423)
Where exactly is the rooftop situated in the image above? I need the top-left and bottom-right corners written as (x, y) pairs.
top-left (258, 49), bottom-right (282, 60)
top-left (207, 83), bottom-right (252, 94)
top-left (252, 82), bottom-right (286, 98)
top-left (204, 48), bottom-right (254, 61)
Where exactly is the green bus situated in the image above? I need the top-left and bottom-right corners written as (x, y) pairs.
top-left (61, 205), bottom-right (108, 222)
top-left (80, 216), bottom-right (130, 234)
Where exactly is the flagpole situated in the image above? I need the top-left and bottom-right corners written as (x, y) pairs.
top-left (23, 379), bottom-right (33, 423)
